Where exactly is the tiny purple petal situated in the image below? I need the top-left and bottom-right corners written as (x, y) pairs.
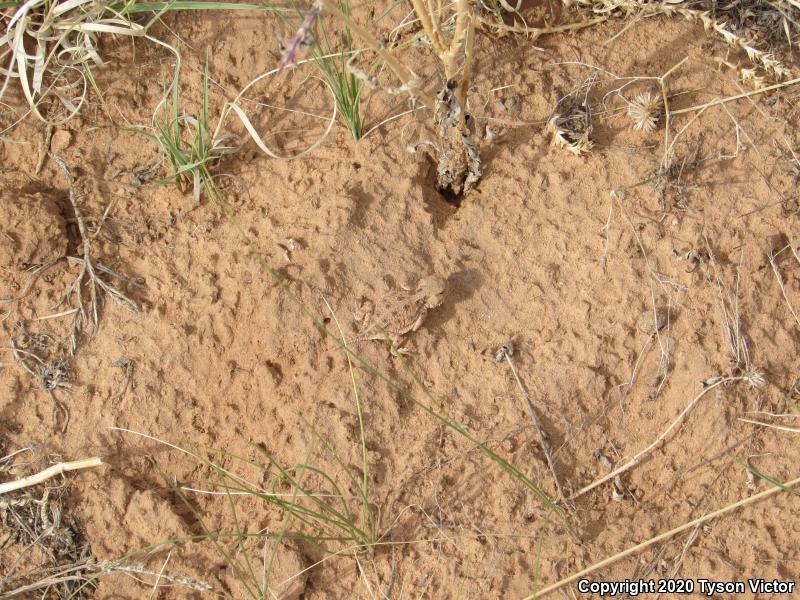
top-left (278, 3), bottom-right (322, 74)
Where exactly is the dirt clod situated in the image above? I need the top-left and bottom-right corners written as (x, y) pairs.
top-left (638, 307), bottom-right (673, 334)
top-left (0, 192), bottom-right (66, 270)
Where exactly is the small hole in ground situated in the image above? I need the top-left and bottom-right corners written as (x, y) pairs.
top-left (417, 160), bottom-right (463, 228)
top-left (437, 186), bottom-right (462, 208)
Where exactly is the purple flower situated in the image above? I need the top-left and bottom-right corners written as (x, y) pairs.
top-left (278, 2), bottom-right (322, 74)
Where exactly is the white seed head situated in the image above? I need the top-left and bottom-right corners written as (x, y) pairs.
top-left (745, 368), bottom-right (766, 389)
top-left (628, 91), bottom-right (663, 133)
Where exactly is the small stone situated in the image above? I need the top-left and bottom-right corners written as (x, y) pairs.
top-left (50, 129), bottom-right (72, 152)
top-left (501, 93), bottom-right (522, 117)
top-left (638, 307), bottom-right (672, 334)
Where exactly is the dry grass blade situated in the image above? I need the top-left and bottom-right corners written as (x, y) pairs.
top-left (738, 417), bottom-right (800, 433)
top-left (1, 562), bottom-right (98, 598)
top-left (769, 242), bottom-right (800, 329)
top-left (497, 342), bottom-right (570, 509)
top-left (0, 0), bottom-right (146, 121)
top-left (703, 235), bottom-right (766, 387)
top-left (571, 377), bottom-right (742, 500)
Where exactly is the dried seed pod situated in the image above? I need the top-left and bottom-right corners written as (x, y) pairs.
top-left (547, 100), bottom-right (593, 155)
top-left (627, 91), bottom-right (663, 133)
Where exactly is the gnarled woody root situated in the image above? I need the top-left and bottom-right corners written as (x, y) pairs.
top-left (435, 80), bottom-right (482, 196)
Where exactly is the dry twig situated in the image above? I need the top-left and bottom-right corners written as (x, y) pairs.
top-left (0, 457), bottom-right (102, 495)
top-left (571, 377), bottom-right (742, 500)
top-left (496, 342), bottom-right (570, 509)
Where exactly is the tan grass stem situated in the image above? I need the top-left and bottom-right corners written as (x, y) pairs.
top-left (0, 456), bottom-right (102, 494)
top-left (571, 377), bottom-right (741, 500)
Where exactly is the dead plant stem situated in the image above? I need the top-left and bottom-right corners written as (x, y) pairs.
top-left (504, 354), bottom-right (569, 508)
top-left (0, 457), bottom-right (102, 495)
top-left (571, 377), bottom-right (742, 500)
top-left (528, 472), bottom-right (800, 599)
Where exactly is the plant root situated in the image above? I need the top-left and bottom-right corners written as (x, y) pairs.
top-left (49, 154), bottom-right (139, 353)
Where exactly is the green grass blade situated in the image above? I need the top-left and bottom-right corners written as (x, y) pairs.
top-left (744, 464), bottom-right (800, 496)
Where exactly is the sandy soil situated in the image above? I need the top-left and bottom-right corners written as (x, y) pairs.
top-left (2, 2), bottom-right (800, 598)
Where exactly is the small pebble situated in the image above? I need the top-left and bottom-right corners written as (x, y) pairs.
top-left (501, 93), bottom-right (522, 117)
top-left (51, 130), bottom-right (72, 152)
top-left (638, 307), bottom-right (672, 334)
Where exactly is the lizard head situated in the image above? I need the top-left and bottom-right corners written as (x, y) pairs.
top-left (417, 275), bottom-right (446, 308)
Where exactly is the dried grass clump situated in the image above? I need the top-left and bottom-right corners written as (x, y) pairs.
top-left (568, 0), bottom-right (798, 80)
top-left (0, 1), bottom-right (281, 124)
top-left (0, 0), bottom-right (147, 122)
top-left (0, 481), bottom-right (95, 598)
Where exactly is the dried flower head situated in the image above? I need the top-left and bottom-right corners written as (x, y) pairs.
top-left (277, 2), bottom-right (322, 74)
top-left (547, 101), bottom-right (593, 156)
top-left (627, 91), bottom-right (663, 132)
top-left (744, 367), bottom-right (766, 389)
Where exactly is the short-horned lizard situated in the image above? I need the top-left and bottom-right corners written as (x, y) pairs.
top-left (354, 275), bottom-right (446, 354)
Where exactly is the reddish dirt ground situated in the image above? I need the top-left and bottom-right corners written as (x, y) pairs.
top-left (2, 3), bottom-right (799, 598)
